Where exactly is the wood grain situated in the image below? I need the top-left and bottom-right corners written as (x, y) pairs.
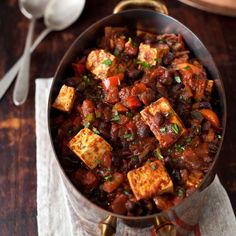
top-left (0, 0), bottom-right (235, 235)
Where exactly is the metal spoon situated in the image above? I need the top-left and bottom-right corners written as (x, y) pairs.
top-left (13, 0), bottom-right (49, 105)
top-left (0, 0), bottom-right (85, 103)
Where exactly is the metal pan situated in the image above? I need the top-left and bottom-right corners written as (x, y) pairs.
top-left (48, 1), bottom-right (226, 235)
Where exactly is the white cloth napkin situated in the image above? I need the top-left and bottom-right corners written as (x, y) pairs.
top-left (36, 78), bottom-right (236, 236)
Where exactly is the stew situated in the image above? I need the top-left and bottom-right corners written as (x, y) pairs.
top-left (50, 27), bottom-right (222, 216)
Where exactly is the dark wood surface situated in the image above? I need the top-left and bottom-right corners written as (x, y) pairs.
top-left (0, 0), bottom-right (235, 235)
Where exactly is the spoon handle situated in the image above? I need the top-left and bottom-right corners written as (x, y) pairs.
top-left (0, 28), bottom-right (51, 101)
top-left (13, 18), bottom-right (36, 105)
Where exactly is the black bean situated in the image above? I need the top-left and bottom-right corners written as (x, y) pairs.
top-left (209, 143), bottom-right (218, 153)
top-left (163, 52), bottom-right (174, 65)
top-left (199, 102), bottom-right (212, 109)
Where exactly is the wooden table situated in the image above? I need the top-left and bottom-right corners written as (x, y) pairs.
top-left (0, 0), bottom-right (235, 235)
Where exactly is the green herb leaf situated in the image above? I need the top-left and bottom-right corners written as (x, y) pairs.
top-left (177, 188), bottom-right (185, 197)
top-left (175, 144), bottom-right (185, 152)
top-left (114, 48), bottom-right (120, 56)
top-left (174, 75), bottom-right (181, 83)
top-left (154, 148), bottom-right (164, 161)
top-left (111, 111), bottom-right (120, 121)
top-left (95, 159), bottom-right (101, 164)
top-left (133, 41), bottom-right (139, 47)
top-left (160, 127), bottom-right (167, 133)
top-left (155, 58), bottom-right (162, 64)
top-left (183, 65), bottom-right (191, 70)
top-left (84, 121), bottom-right (90, 128)
top-left (172, 170), bottom-right (181, 181)
top-left (185, 136), bottom-right (191, 144)
top-left (151, 164), bottom-right (157, 170)
top-left (172, 123), bottom-right (180, 135)
top-left (103, 59), bottom-right (112, 66)
top-left (128, 37), bottom-right (132, 43)
top-left (124, 133), bottom-right (133, 139)
top-left (131, 156), bottom-right (138, 161)
top-left (167, 149), bottom-right (173, 154)
top-left (83, 75), bottom-right (90, 83)
top-left (137, 60), bottom-right (151, 69)
top-left (126, 111), bottom-right (133, 118)
top-left (104, 175), bottom-right (112, 181)
top-left (123, 189), bottom-right (130, 196)
top-left (92, 127), bottom-right (100, 135)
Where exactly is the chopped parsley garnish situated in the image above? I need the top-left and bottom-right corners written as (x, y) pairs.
top-left (92, 127), bottom-right (100, 135)
top-left (183, 65), bottom-right (191, 70)
top-left (114, 48), bottom-right (120, 56)
top-left (172, 123), bottom-right (180, 135)
top-left (151, 164), bottom-right (157, 170)
top-left (185, 136), bottom-right (191, 144)
top-left (84, 121), bottom-right (90, 128)
top-left (137, 60), bottom-right (151, 69)
top-left (175, 144), bottom-right (185, 152)
top-left (155, 58), bottom-right (162, 64)
top-left (128, 37), bottom-right (132, 43)
top-left (160, 127), bottom-right (167, 133)
top-left (103, 59), bottom-right (112, 66)
top-left (177, 188), bottom-right (185, 197)
top-left (82, 75), bottom-right (90, 83)
top-left (174, 75), bottom-right (181, 83)
top-left (172, 170), bottom-right (181, 181)
top-left (111, 111), bottom-right (120, 121)
top-left (154, 148), bottom-right (164, 161)
top-left (126, 111), bottom-right (133, 118)
top-left (95, 159), bottom-right (101, 164)
top-left (132, 41), bottom-right (139, 47)
top-left (131, 156), bottom-right (138, 161)
top-left (167, 148), bottom-right (173, 154)
top-left (124, 133), bottom-right (133, 139)
top-left (104, 175), bottom-right (112, 181)
top-left (123, 189), bottom-right (130, 196)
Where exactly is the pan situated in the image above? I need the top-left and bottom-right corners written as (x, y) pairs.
top-left (48, 1), bottom-right (227, 235)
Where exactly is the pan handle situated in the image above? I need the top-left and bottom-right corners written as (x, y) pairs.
top-left (99, 215), bottom-right (175, 236)
top-left (113, 0), bottom-right (168, 15)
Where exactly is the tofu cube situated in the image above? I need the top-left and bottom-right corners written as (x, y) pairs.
top-left (86, 49), bottom-right (118, 80)
top-left (52, 85), bottom-right (75, 112)
top-left (140, 97), bottom-right (186, 148)
top-left (127, 160), bottom-right (173, 201)
top-left (68, 128), bottom-right (112, 169)
top-left (137, 43), bottom-right (169, 66)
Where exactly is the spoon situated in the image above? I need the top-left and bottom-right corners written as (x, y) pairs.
top-left (13, 0), bottom-right (49, 105)
top-left (0, 0), bottom-right (85, 103)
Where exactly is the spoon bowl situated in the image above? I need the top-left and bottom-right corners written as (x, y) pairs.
top-left (44, 0), bottom-right (85, 31)
top-left (20, 0), bottom-right (49, 19)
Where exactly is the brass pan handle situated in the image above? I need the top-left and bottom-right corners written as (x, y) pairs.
top-left (113, 0), bottom-right (168, 15)
top-left (100, 215), bottom-right (175, 236)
